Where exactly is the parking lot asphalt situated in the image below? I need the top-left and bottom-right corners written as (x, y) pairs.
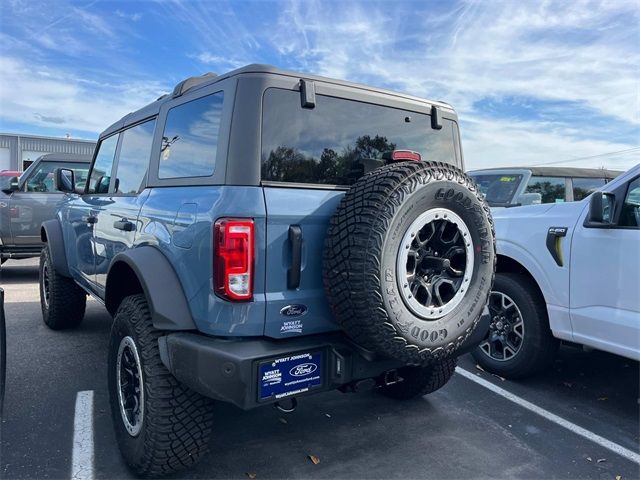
top-left (1, 259), bottom-right (638, 480)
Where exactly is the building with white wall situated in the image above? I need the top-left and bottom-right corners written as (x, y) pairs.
top-left (0, 133), bottom-right (96, 172)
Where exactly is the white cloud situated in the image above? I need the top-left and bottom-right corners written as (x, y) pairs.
top-left (0, 56), bottom-right (168, 135)
top-left (461, 115), bottom-right (639, 171)
top-left (115, 9), bottom-right (142, 22)
top-left (0, 0), bottom-right (637, 171)
top-left (191, 53), bottom-right (248, 71)
top-left (264, 0), bottom-right (639, 170)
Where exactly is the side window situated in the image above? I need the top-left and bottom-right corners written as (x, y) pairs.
top-left (573, 177), bottom-right (606, 201)
top-left (619, 177), bottom-right (640, 228)
top-left (525, 176), bottom-right (566, 204)
top-left (88, 135), bottom-right (119, 194)
top-left (114, 119), bottom-right (156, 194)
top-left (24, 163), bottom-right (57, 192)
top-left (159, 92), bottom-right (223, 179)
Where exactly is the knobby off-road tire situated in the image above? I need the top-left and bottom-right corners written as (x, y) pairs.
top-left (472, 273), bottom-right (559, 379)
top-left (108, 294), bottom-right (214, 477)
top-left (379, 357), bottom-right (457, 400)
top-left (39, 247), bottom-right (86, 329)
top-left (324, 161), bottom-right (496, 365)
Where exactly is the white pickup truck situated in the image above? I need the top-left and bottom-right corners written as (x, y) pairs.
top-left (472, 164), bottom-right (640, 378)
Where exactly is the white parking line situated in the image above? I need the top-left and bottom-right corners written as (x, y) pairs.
top-left (71, 390), bottom-right (95, 480)
top-left (456, 367), bottom-right (640, 465)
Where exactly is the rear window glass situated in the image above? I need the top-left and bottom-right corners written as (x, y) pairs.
top-left (573, 177), bottom-right (606, 201)
top-left (469, 174), bottom-right (523, 205)
top-left (261, 88), bottom-right (458, 185)
top-left (159, 91), bottom-right (224, 179)
top-left (525, 176), bottom-right (566, 204)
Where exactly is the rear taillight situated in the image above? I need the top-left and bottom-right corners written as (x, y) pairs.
top-left (214, 218), bottom-right (254, 301)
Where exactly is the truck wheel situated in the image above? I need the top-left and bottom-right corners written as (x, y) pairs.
top-left (471, 273), bottom-right (558, 378)
top-left (379, 357), bottom-right (457, 400)
top-left (108, 294), bottom-right (214, 477)
top-left (39, 247), bottom-right (86, 330)
top-left (324, 161), bottom-right (495, 364)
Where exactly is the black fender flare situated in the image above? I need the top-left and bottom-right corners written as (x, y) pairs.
top-left (41, 220), bottom-right (71, 277)
top-left (105, 247), bottom-right (197, 331)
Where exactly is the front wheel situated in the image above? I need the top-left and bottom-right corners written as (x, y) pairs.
top-left (39, 247), bottom-right (86, 330)
top-left (108, 294), bottom-right (214, 477)
top-left (471, 273), bottom-right (558, 379)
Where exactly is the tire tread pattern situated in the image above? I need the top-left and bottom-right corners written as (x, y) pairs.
top-left (110, 294), bottom-right (214, 478)
top-left (40, 247), bottom-right (86, 330)
top-left (323, 161), bottom-right (496, 364)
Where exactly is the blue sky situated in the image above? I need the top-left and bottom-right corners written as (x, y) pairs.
top-left (0, 0), bottom-right (638, 170)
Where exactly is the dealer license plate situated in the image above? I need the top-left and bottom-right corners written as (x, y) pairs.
top-left (258, 351), bottom-right (323, 401)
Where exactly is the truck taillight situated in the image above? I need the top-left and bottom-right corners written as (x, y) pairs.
top-left (214, 218), bottom-right (254, 301)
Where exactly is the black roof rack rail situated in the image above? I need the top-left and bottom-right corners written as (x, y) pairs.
top-left (172, 72), bottom-right (217, 98)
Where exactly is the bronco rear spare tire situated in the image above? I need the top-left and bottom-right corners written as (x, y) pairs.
top-left (323, 161), bottom-right (495, 364)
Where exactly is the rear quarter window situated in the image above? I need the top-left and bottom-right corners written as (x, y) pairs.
top-left (573, 177), bottom-right (606, 201)
top-left (261, 88), bottom-right (458, 186)
top-left (525, 176), bottom-right (566, 204)
top-left (158, 91), bottom-right (224, 179)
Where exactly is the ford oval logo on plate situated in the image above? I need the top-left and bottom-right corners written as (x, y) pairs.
top-left (290, 363), bottom-right (318, 377)
top-left (280, 304), bottom-right (308, 317)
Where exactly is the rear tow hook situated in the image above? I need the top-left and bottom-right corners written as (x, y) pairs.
top-left (382, 369), bottom-right (401, 386)
top-left (274, 397), bottom-right (297, 414)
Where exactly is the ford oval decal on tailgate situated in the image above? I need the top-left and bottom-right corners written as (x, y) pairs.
top-left (280, 304), bottom-right (308, 317)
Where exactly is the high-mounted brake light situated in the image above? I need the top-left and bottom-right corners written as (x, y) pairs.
top-left (214, 218), bottom-right (254, 301)
top-left (382, 150), bottom-right (422, 162)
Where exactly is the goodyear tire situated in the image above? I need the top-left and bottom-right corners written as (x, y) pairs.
top-left (324, 161), bottom-right (495, 364)
top-left (108, 294), bottom-right (214, 477)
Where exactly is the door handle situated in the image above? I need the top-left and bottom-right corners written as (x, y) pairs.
top-left (287, 225), bottom-right (303, 289)
top-left (113, 219), bottom-right (135, 232)
top-left (82, 215), bottom-right (98, 224)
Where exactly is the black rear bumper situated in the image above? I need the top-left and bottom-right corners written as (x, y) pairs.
top-left (158, 309), bottom-right (490, 410)
top-left (159, 332), bottom-right (402, 410)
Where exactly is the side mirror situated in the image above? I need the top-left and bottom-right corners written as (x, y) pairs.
top-left (54, 168), bottom-right (75, 193)
top-left (516, 192), bottom-right (542, 206)
top-left (585, 192), bottom-right (615, 227)
top-left (1, 176), bottom-right (19, 194)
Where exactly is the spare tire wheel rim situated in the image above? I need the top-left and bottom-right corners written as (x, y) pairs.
top-left (397, 208), bottom-right (474, 320)
top-left (479, 291), bottom-right (525, 361)
top-left (116, 336), bottom-right (145, 436)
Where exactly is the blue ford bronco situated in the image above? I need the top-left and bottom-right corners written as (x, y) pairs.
top-left (39, 65), bottom-right (495, 477)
